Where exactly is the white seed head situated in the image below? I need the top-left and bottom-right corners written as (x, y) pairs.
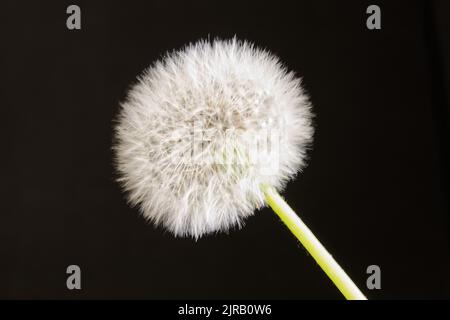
top-left (114, 38), bottom-right (313, 238)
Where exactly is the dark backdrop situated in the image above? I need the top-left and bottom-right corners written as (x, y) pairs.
top-left (1, 0), bottom-right (449, 299)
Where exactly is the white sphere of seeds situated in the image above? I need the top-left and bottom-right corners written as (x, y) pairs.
top-left (114, 38), bottom-right (313, 238)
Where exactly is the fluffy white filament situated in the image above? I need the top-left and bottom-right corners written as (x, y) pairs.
top-left (114, 38), bottom-right (313, 238)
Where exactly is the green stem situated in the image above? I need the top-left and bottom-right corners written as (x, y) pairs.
top-left (262, 185), bottom-right (367, 300)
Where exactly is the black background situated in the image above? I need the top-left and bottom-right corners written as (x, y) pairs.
top-left (1, 0), bottom-right (449, 299)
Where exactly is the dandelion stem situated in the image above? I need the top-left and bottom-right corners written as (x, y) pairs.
top-left (262, 185), bottom-right (367, 300)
